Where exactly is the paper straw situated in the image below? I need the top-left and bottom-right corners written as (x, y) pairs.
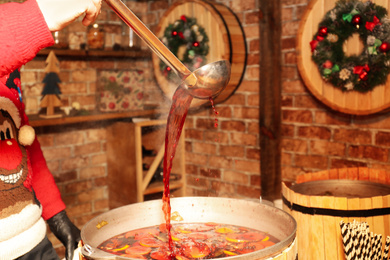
top-left (339, 220), bottom-right (387, 260)
top-left (373, 234), bottom-right (383, 260)
top-left (370, 232), bottom-right (383, 260)
top-left (361, 232), bottom-right (369, 260)
top-left (351, 228), bottom-right (359, 260)
top-left (369, 232), bottom-right (375, 260)
top-left (341, 220), bottom-right (354, 260)
top-left (383, 236), bottom-right (390, 260)
top-left (378, 234), bottom-right (383, 260)
top-left (355, 229), bottom-right (363, 260)
top-left (364, 231), bottom-right (372, 260)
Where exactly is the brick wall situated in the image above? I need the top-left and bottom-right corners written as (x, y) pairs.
top-left (6, 0), bottom-right (390, 258)
top-left (184, 0), bottom-right (261, 199)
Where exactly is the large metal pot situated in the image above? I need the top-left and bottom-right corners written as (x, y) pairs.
top-left (81, 197), bottom-right (296, 259)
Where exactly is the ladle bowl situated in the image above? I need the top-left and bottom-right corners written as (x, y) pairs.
top-left (183, 60), bottom-right (231, 99)
top-left (105, 0), bottom-right (231, 99)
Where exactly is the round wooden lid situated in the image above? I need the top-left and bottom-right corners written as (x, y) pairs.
top-left (297, 0), bottom-right (390, 115)
top-left (152, 0), bottom-right (247, 109)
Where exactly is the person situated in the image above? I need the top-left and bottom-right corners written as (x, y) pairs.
top-left (0, 0), bottom-right (101, 259)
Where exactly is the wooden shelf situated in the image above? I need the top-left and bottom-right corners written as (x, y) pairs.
top-left (106, 120), bottom-right (185, 209)
top-left (29, 108), bottom-right (166, 127)
top-left (144, 180), bottom-right (184, 195)
top-left (36, 48), bottom-right (151, 60)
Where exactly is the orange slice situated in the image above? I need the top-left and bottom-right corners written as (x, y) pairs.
top-left (215, 227), bottom-right (234, 234)
top-left (187, 232), bottom-right (211, 240)
top-left (120, 253), bottom-right (146, 259)
top-left (261, 240), bottom-right (276, 248)
top-left (139, 238), bottom-right (164, 247)
top-left (175, 255), bottom-right (190, 260)
top-left (125, 228), bottom-right (159, 239)
top-left (187, 246), bottom-right (210, 258)
top-left (150, 251), bottom-right (170, 260)
top-left (125, 245), bottom-right (152, 255)
top-left (226, 232), bottom-right (266, 243)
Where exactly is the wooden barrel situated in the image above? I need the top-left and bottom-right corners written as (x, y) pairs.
top-left (152, 0), bottom-right (247, 108)
top-left (297, 0), bottom-right (390, 115)
top-left (268, 238), bottom-right (297, 260)
top-left (282, 167), bottom-right (390, 260)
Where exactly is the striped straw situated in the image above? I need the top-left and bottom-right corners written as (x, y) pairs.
top-left (351, 228), bottom-right (358, 260)
top-left (361, 232), bottom-right (368, 260)
top-left (341, 220), bottom-right (354, 260)
top-left (364, 231), bottom-right (372, 260)
top-left (383, 236), bottom-right (390, 260)
top-left (373, 234), bottom-right (383, 260)
top-left (355, 229), bottom-right (363, 260)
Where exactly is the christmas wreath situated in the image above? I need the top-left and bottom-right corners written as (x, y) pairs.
top-left (310, 0), bottom-right (390, 92)
top-left (160, 15), bottom-right (209, 81)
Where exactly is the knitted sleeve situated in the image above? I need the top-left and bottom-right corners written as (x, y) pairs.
top-left (0, 0), bottom-right (63, 220)
top-left (0, 0), bottom-right (54, 78)
top-left (28, 138), bottom-right (66, 220)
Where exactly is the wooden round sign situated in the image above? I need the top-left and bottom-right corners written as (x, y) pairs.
top-left (297, 0), bottom-right (390, 115)
top-left (152, 0), bottom-right (247, 108)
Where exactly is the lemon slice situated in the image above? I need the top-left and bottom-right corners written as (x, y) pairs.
top-left (262, 236), bottom-right (269, 242)
top-left (112, 245), bottom-right (129, 252)
top-left (215, 227), bottom-right (234, 234)
top-left (175, 226), bottom-right (191, 234)
top-left (171, 234), bottom-right (181, 241)
top-left (223, 250), bottom-right (238, 256)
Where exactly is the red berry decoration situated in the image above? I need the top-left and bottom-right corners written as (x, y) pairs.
top-left (318, 26), bottom-right (328, 37)
top-left (379, 42), bottom-right (390, 53)
top-left (310, 40), bottom-right (318, 52)
top-left (359, 71), bottom-right (368, 81)
top-left (352, 15), bottom-right (362, 28)
top-left (160, 15), bottom-right (209, 79)
top-left (323, 60), bottom-right (333, 69)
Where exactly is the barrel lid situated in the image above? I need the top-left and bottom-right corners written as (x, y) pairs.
top-left (290, 179), bottom-right (390, 198)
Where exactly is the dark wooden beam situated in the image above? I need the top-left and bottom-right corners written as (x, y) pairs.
top-left (259, 0), bottom-right (282, 201)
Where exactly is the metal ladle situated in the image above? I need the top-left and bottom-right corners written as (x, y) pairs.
top-left (104, 0), bottom-right (231, 99)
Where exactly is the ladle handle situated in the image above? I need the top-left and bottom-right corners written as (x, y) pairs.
top-left (104, 0), bottom-right (191, 79)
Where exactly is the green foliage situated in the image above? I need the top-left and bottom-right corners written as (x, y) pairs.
top-left (311, 0), bottom-right (390, 92)
top-left (159, 16), bottom-right (209, 82)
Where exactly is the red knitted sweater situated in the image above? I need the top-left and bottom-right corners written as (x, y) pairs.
top-left (0, 0), bottom-right (65, 220)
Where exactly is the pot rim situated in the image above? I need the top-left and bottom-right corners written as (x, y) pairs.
top-left (81, 197), bottom-right (297, 260)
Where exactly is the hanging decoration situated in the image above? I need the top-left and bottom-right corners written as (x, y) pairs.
top-left (310, 0), bottom-right (390, 92)
top-left (160, 15), bottom-right (209, 82)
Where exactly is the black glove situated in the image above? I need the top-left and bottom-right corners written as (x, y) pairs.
top-left (47, 210), bottom-right (81, 260)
